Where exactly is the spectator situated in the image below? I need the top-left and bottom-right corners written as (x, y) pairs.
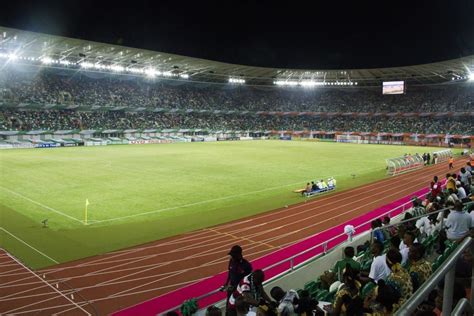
top-left (459, 168), bottom-right (472, 194)
top-left (445, 201), bottom-right (473, 241)
top-left (223, 245), bottom-right (253, 312)
top-left (371, 220), bottom-right (385, 243)
top-left (385, 249), bottom-right (413, 307)
top-left (333, 246), bottom-right (361, 282)
top-left (408, 243), bottom-right (432, 291)
top-left (400, 231), bottom-right (416, 265)
top-left (430, 176), bottom-right (442, 198)
top-left (228, 270), bottom-right (272, 315)
top-left (269, 286), bottom-right (299, 316)
top-left (456, 181), bottom-right (467, 201)
top-left (367, 241), bottom-right (390, 283)
top-left (330, 265), bottom-right (363, 316)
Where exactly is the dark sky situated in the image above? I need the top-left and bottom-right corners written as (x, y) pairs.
top-left (0, 0), bottom-right (473, 69)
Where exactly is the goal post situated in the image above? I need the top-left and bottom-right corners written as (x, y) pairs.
top-left (336, 134), bottom-right (363, 144)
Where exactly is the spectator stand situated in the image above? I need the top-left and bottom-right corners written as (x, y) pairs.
top-left (154, 187), bottom-right (429, 315)
top-left (386, 154), bottom-right (425, 176)
top-left (395, 236), bottom-right (474, 315)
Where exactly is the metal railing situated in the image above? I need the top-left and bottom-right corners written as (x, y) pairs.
top-left (452, 298), bottom-right (473, 316)
top-left (395, 237), bottom-right (474, 316)
top-left (161, 191), bottom-right (428, 314)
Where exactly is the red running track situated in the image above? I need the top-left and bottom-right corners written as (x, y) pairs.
top-left (0, 159), bottom-right (466, 315)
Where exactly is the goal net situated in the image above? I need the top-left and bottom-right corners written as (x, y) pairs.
top-left (336, 135), bottom-right (363, 144)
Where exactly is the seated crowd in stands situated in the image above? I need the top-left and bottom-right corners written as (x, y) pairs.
top-left (182, 161), bottom-right (473, 316)
top-left (1, 67), bottom-right (473, 113)
top-left (0, 67), bottom-right (474, 134)
top-left (1, 109), bottom-right (473, 135)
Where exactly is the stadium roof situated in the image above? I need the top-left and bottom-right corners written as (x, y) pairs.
top-left (1, 26), bottom-right (473, 87)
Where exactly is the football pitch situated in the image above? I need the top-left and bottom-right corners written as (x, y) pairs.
top-left (0, 140), bottom-right (440, 268)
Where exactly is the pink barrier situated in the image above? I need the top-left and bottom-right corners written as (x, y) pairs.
top-left (113, 187), bottom-right (429, 316)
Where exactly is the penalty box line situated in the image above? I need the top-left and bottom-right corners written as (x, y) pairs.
top-left (91, 165), bottom-right (380, 225)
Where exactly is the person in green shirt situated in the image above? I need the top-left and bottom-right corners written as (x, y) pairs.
top-left (333, 246), bottom-right (361, 281)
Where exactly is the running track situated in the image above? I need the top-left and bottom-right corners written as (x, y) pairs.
top-left (0, 159), bottom-right (466, 315)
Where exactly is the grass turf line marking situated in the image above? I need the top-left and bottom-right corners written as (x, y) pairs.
top-left (37, 160), bottom-right (440, 284)
top-left (0, 186), bottom-right (83, 224)
top-left (1, 251), bottom-right (90, 316)
top-left (38, 160), bottom-right (452, 278)
top-left (0, 228), bottom-right (59, 264)
top-left (32, 162), bottom-right (462, 303)
top-left (91, 165), bottom-right (381, 224)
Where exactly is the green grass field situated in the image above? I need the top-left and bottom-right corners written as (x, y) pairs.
top-left (0, 140), bottom-right (442, 268)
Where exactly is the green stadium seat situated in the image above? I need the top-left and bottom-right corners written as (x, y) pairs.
top-left (361, 282), bottom-right (376, 299)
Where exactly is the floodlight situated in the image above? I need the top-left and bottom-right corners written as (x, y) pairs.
top-left (180, 74), bottom-right (189, 79)
top-left (41, 57), bottom-right (54, 64)
top-left (145, 68), bottom-right (157, 77)
top-left (80, 62), bottom-right (93, 69)
top-left (110, 65), bottom-right (125, 72)
top-left (469, 73), bottom-right (474, 81)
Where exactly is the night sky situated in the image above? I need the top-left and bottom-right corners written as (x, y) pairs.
top-left (0, 0), bottom-right (473, 69)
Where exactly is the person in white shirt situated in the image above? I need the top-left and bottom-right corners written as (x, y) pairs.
top-left (327, 178), bottom-right (335, 187)
top-left (445, 201), bottom-right (473, 241)
top-left (456, 181), bottom-right (467, 200)
top-left (270, 286), bottom-right (299, 316)
top-left (368, 241), bottom-right (391, 282)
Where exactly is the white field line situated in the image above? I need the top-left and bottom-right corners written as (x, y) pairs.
top-left (50, 174), bottom-right (425, 301)
top-left (36, 160), bottom-right (447, 278)
top-left (107, 174), bottom-right (431, 298)
top-left (0, 228), bottom-right (59, 264)
top-left (90, 165), bottom-right (381, 224)
top-left (0, 186), bottom-right (84, 224)
top-left (0, 222), bottom-right (312, 290)
top-left (0, 172), bottom-right (438, 306)
top-left (2, 251), bottom-right (91, 316)
top-left (5, 160), bottom-right (456, 306)
top-left (0, 163), bottom-right (460, 312)
top-left (8, 160), bottom-right (434, 288)
top-left (1, 224), bottom-right (289, 288)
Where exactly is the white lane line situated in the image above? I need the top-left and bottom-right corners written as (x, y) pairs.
top-left (0, 228), bottom-right (59, 264)
top-left (0, 187), bottom-right (83, 224)
top-left (1, 251), bottom-right (90, 315)
top-left (37, 160), bottom-right (443, 277)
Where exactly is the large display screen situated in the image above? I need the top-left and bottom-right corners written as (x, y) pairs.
top-left (383, 81), bottom-right (405, 94)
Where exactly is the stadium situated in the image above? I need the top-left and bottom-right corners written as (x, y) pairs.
top-left (1, 4), bottom-right (474, 316)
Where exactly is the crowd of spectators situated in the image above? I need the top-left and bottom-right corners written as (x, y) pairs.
top-left (1, 109), bottom-right (473, 134)
top-left (1, 67), bottom-right (474, 113)
top-left (1, 67), bottom-right (473, 133)
top-left (192, 164), bottom-right (473, 316)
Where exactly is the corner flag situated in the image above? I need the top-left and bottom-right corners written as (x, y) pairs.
top-left (85, 199), bottom-right (90, 225)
